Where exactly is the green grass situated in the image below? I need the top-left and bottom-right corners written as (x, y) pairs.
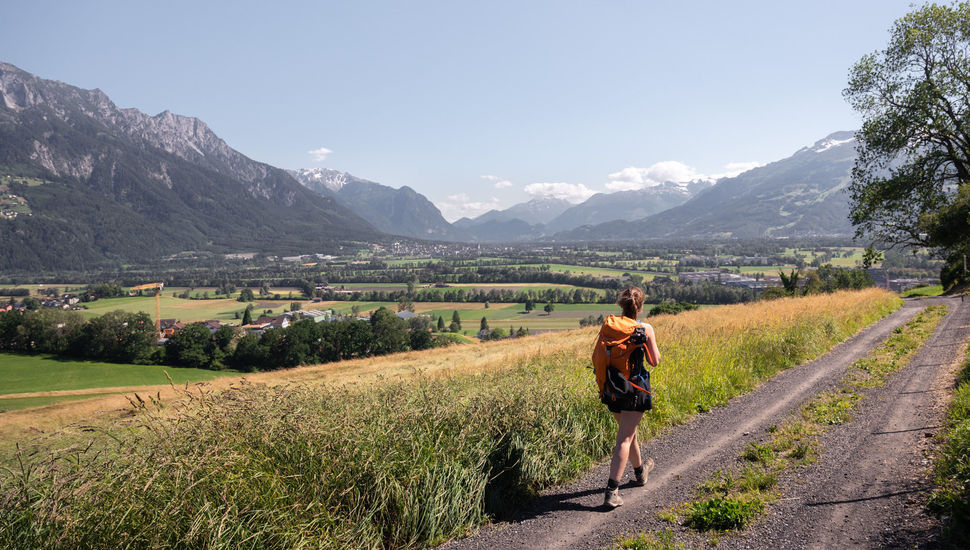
top-left (0, 393), bottom-right (118, 412)
top-left (685, 496), bottom-right (764, 531)
top-left (929, 343), bottom-right (970, 547)
top-left (615, 529), bottom-right (685, 550)
top-left (901, 284), bottom-right (944, 298)
top-left (81, 294), bottom-right (299, 323)
top-left (0, 353), bottom-right (237, 395)
top-left (515, 263), bottom-right (644, 278)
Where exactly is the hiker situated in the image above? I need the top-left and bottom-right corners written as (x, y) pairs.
top-left (596, 286), bottom-right (660, 509)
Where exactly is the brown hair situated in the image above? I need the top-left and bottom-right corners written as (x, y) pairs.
top-left (616, 286), bottom-right (645, 319)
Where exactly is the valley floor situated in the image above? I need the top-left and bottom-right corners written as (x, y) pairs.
top-left (440, 296), bottom-right (967, 550)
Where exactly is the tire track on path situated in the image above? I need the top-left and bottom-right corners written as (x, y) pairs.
top-left (442, 299), bottom-right (929, 550)
top-left (718, 295), bottom-right (970, 550)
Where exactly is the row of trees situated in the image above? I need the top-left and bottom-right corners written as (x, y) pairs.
top-left (224, 308), bottom-right (437, 372)
top-left (0, 306), bottom-right (445, 372)
top-left (0, 309), bottom-right (158, 363)
top-left (761, 265), bottom-right (874, 299)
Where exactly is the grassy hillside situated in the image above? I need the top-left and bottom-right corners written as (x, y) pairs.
top-left (0, 354), bottom-right (235, 395)
top-left (0, 289), bottom-right (901, 549)
top-left (0, 353), bottom-right (239, 412)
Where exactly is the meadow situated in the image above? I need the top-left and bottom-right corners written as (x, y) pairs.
top-left (0, 289), bottom-right (901, 549)
top-left (78, 291), bottom-right (297, 323)
top-left (0, 353), bottom-right (239, 411)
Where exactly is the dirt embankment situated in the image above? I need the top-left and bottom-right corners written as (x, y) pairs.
top-left (441, 297), bottom-right (968, 550)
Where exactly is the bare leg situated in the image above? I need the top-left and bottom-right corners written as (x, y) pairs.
top-left (612, 411), bottom-right (642, 470)
top-left (609, 411), bottom-right (644, 482)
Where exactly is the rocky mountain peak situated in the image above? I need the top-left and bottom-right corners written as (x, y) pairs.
top-left (289, 167), bottom-right (348, 192)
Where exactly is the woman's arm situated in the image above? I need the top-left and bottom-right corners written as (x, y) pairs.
top-left (643, 323), bottom-right (660, 366)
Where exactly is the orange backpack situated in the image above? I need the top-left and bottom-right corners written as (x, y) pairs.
top-left (592, 315), bottom-right (654, 409)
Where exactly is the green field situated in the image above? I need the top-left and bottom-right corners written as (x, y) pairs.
top-left (0, 393), bottom-right (118, 412)
top-left (515, 263), bottom-right (651, 278)
top-left (901, 284), bottom-right (944, 297)
top-left (80, 294), bottom-right (299, 324)
top-left (0, 353), bottom-right (237, 396)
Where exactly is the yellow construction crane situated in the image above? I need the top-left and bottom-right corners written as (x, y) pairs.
top-left (130, 282), bottom-right (164, 337)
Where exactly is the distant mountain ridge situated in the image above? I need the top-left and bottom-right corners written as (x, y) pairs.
top-left (0, 61), bottom-right (379, 269)
top-left (556, 131), bottom-right (858, 241)
top-left (289, 168), bottom-right (464, 240)
top-left (545, 181), bottom-right (712, 233)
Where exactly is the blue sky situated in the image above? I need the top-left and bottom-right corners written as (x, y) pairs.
top-left (1, 0), bottom-right (916, 220)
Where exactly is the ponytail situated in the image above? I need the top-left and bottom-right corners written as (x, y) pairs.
top-left (616, 286), bottom-right (644, 319)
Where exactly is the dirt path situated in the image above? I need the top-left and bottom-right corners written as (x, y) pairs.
top-left (441, 297), bottom-right (968, 550)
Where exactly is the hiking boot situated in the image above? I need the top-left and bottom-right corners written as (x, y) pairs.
top-left (604, 487), bottom-right (623, 509)
top-left (633, 458), bottom-right (656, 487)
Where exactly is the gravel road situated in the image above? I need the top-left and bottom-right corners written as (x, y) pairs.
top-left (440, 296), bottom-right (968, 550)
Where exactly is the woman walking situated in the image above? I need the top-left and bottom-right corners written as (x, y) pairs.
top-left (595, 286), bottom-right (660, 509)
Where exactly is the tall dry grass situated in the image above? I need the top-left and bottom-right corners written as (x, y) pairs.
top-left (0, 289), bottom-right (900, 549)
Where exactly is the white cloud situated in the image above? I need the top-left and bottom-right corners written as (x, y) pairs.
top-left (606, 161), bottom-right (701, 192)
top-left (523, 182), bottom-right (595, 203)
top-left (716, 161), bottom-right (764, 178)
top-left (307, 147), bottom-right (333, 162)
top-left (436, 193), bottom-right (502, 222)
top-left (605, 160), bottom-right (764, 191)
top-left (481, 174), bottom-right (513, 189)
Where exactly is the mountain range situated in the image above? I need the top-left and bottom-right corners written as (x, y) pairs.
top-left (288, 168), bottom-right (463, 241)
top-left (0, 61), bottom-right (860, 270)
top-left (557, 132), bottom-right (858, 240)
top-left (0, 61), bottom-right (378, 270)
top-left (292, 132), bottom-right (855, 244)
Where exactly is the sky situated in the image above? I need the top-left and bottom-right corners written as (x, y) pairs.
top-left (0, 0), bottom-right (918, 221)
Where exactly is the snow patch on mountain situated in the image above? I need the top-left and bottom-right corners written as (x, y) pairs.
top-left (813, 137), bottom-right (855, 153)
top-left (289, 167), bottom-right (347, 192)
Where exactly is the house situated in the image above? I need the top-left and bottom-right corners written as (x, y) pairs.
top-left (395, 311), bottom-right (417, 320)
top-left (300, 309), bottom-right (335, 322)
top-left (163, 322), bottom-right (186, 339)
top-left (202, 320), bottom-right (223, 334)
top-left (255, 315), bottom-right (290, 329)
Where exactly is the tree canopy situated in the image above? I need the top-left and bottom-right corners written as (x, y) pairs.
top-left (845, 2), bottom-right (970, 284)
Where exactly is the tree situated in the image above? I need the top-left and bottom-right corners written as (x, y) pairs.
top-left (241, 305), bottom-right (253, 326)
top-left (165, 323), bottom-right (212, 369)
top-left (480, 316), bottom-right (490, 331)
top-left (72, 310), bottom-right (156, 364)
top-left (397, 296), bottom-right (415, 313)
top-left (436, 315), bottom-right (445, 332)
top-left (845, 3), bottom-right (970, 284)
top-left (213, 325), bottom-right (236, 353)
top-left (543, 302), bottom-right (555, 314)
top-left (370, 307), bottom-right (407, 355)
top-left (237, 288), bottom-right (255, 302)
top-left (298, 279), bottom-right (315, 298)
top-left (451, 310), bottom-right (462, 330)
top-left (861, 247), bottom-right (884, 269)
top-left (524, 299), bottom-right (535, 312)
top-left (290, 301), bottom-right (303, 313)
top-left (778, 269), bottom-right (800, 295)
top-left (230, 333), bottom-right (264, 372)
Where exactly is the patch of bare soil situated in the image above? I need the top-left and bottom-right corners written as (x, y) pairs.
top-left (440, 297), bottom-right (969, 550)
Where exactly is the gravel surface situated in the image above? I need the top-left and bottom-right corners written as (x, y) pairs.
top-left (439, 297), bottom-right (968, 550)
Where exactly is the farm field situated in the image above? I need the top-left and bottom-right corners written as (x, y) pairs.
top-left (0, 393), bottom-right (118, 412)
top-left (515, 263), bottom-right (661, 279)
top-left (0, 353), bottom-right (237, 396)
top-left (79, 294), bottom-right (300, 323)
